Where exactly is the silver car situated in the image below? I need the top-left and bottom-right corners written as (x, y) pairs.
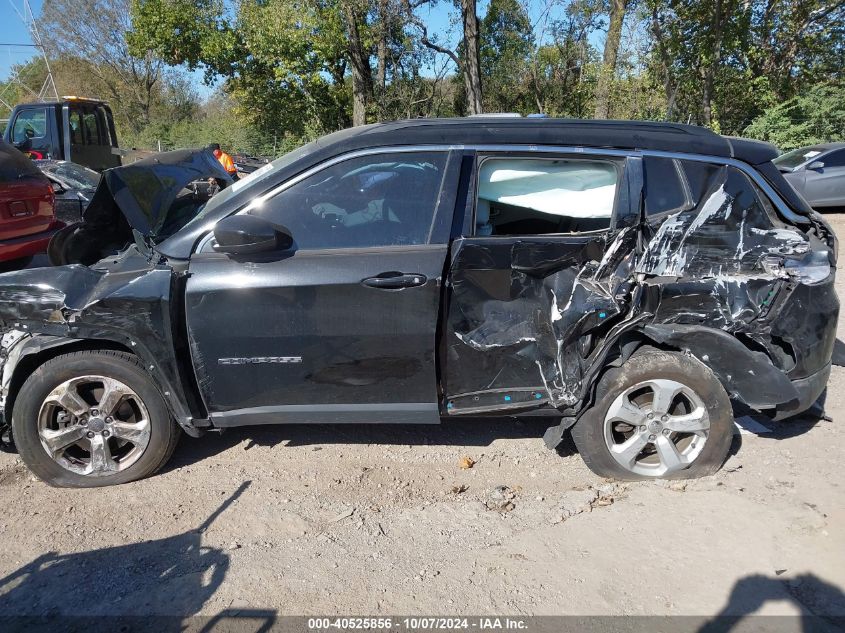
top-left (775, 142), bottom-right (845, 209)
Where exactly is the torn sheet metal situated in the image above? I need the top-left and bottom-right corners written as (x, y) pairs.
top-left (0, 247), bottom-right (199, 430)
top-left (445, 165), bottom-right (837, 418)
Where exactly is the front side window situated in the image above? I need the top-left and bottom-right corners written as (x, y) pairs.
top-left (249, 151), bottom-right (448, 249)
top-left (475, 157), bottom-right (618, 235)
top-left (12, 108), bottom-right (48, 143)
top-left (821, 150), bottom-right (845, 168)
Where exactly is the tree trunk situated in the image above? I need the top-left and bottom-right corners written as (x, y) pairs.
top-left (376, 0), bottom-right (389, 92)
top-left (460, 0), bottom-right (483, 115)
top-left (594, 0), bottom-right (627, 119)
top-left (342, 1), bottom-right (373, 126)
top-left (701, 0), bottom-right (736, 129)
top-left (649, 2), bottom-right (677, 120)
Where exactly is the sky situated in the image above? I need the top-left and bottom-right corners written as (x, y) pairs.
top-left (0, 0), bottom-right (603, 94)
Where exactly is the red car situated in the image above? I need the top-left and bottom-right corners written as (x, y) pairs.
top-left (0, 139), bottom-right (61, 270)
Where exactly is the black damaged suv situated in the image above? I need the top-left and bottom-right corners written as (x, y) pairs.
top-left (0, 119), bottom-right (837, 487)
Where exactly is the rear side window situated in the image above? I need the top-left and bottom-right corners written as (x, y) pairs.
top-left (82, 112), bottom-right (102, 146)
top-left (251, 151), bottom-right (448, 249)
top-left (681, 161), bottom-right (722, 202)
top-left (644, 157), bottom-right (689, 216)
top-left (475, 157), bottom-right (618, 235)
top-left (68, 109), bottom-right (84, 145)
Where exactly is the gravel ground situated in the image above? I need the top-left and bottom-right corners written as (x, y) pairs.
top-left (1, 215), bottom-right (844, 627)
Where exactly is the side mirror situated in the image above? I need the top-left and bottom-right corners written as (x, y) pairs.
top-left (213, 214), bottom-right (292, 255)
top-left (807, 160), bottom-right (825, 171)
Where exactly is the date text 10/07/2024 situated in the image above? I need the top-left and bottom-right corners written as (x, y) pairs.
top-left (307, 618), bottom-right (529, 630)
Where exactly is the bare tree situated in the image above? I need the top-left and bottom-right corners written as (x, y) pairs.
top-left (404, 0), bottom-right (483, 114)
top-left (39, 0), bottom-right (164, 131)
top-left (340, 0), bottom-right (375, 126)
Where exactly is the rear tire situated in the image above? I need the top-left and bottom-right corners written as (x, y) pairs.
top-left (12, 350), bottom-right (180, 487)
top-left (571, 348), bottom-right (734, 480)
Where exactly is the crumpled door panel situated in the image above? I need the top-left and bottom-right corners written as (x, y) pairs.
top-left (444, 165), bottom-right (836, 418)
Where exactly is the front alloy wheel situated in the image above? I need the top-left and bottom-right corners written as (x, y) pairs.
top-left (12, 350), bottom-right (180, 487)
top-left (38, 376), bottom-right (151, 476)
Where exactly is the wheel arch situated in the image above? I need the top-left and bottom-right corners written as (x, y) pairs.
top-left (585, 323), bottom-right (799, 413)
top-left (2, 335), bottom-right (203, 438)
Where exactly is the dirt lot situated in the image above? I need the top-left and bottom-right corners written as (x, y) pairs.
top-left (1, 216), bottom-right (844, 629)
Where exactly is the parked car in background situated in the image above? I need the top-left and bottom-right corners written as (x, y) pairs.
top-left (34, 160), bottom-right (99, 224)
top-left (774, 142), bottom-right (845, 210)
top-left (2, 97), bottom-right (121, 172)
top-left (0, 119), bottom-right (836, 488)
top-left (0, 140), bottom-right (61, 271)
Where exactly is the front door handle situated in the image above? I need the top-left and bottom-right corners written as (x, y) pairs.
top-left (362, 272), bottom-right (428, 289)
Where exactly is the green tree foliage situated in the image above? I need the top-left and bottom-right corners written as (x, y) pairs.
top-left (480, 0), bottom-right (534, 112)
top-left (5, 0), bottom-right (841, 155)
top-left (744, 83), bottom-right (845, 150)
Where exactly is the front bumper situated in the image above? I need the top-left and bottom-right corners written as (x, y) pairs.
top-left (771, 362), bottom-right (832, 420)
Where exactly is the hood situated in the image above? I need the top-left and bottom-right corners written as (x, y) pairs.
top-left (82, 148), bottom-right (232, 237)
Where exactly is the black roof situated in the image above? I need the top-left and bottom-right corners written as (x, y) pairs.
top-left (310, 118), bottom-right (778, 165)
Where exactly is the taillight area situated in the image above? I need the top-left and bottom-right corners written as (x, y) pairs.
top-left (0, 177), bottom-right (57, 240)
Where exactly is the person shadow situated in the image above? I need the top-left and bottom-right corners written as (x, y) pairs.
top-left (0, 481), bottom-right (257, 632)
top-left (698, 573), bottom-right (845, 633)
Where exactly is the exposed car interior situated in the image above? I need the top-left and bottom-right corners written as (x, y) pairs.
top-left (475, 158), bottom-right (618, 236)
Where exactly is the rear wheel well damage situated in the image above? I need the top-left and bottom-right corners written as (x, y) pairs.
top-left (2, 336), bottom-right (203, 444)
top-left (542, 325), bottom-right (796, 450)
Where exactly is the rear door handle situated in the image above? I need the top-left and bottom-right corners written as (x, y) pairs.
top-left (362, 273), bottom-right (427, 289)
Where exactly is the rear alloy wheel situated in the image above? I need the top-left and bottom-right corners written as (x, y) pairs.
top-left (603, 379), bottom-right (709, 477)
top-left (12, 350), bottom-right (180, 487)
top-left (572, 349), bottom-right (734, 480)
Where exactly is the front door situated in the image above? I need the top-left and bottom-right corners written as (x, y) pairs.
top-left (185, 149), bottom-right (461, 425)
top-left (804, 149), bottom-right (845, 207)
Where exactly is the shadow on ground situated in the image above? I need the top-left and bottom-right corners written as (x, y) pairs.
top-left (0, 482), bottom-right (254, 630)
top-left (698, 572), bottom-right (845, 633)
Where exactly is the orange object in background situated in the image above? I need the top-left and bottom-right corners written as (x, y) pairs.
top-left (210, 143), bottom-right (238, 176)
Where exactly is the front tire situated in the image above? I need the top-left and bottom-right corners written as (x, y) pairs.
top-left (12, 350), bottom-right (180, 487)
top-left (571, 349), bottom-right (734, 480)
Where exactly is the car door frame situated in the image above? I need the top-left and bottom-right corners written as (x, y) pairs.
top-left (185, 146), bottom-right (467, 426)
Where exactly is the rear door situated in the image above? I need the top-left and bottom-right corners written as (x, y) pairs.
top-left (185, 149), bottom-right (462, 425)
top-left (64, 102), bottom-right (120, 171)
top-left (443, 149), bottom-right (638, 415)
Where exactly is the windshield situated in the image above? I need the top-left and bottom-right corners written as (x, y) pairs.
top-left (773, 147), bottom-right (827, 170)
top-left (181, 141), bottom-right (318, 230)
top-left (39, 161), bottom-right (100, 189)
